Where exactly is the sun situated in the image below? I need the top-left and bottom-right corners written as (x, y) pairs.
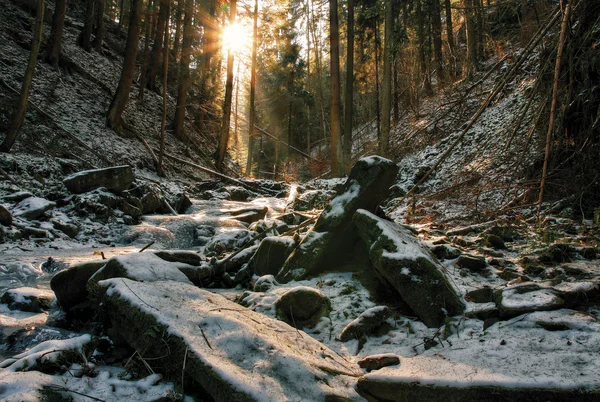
top-left (222, 23), bottom-right (249, 53)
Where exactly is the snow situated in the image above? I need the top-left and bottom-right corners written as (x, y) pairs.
top-left (2, 287), bottom-right (55, 304)
top-left (322, 182), bottom-right (361, 219)
top-left (501, 287), bottom-right (562, 310)
top-left (360, 155), bottom-right (391, 166)
top-left (91, 253), bottom-right (193, 284)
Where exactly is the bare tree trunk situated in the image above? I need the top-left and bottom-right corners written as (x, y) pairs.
top-left (380, 0), bottom-right (392, 157)
top-left (172, 0), bottom-right (183, 62)
top-left (444, 0), bottom-right (455, 78)
top-left (330, 0), bottom-right (343, 176)
top-left (79, 0), bottom-right (95, 51)
top-left (106, 0), bottom-right (142, 134)
top-left (245, 0), bottom-right (258, 176)
top-left (94, 0), bottom-right (105, 52)
top-left (310, 1), bottom-right (327, 143)
top-left (465, 0), bottom-right (477, 77)
top-left (173, 0), bottom-right (194, 140)
top-left (158, 0), bottom-right (170, 176)
top-left (0, 0), bottom-right (44, 152)
top-left (417, 0), bottom-right (432, 95)
top-left (138, 0), bottom-right (153, 103)
top-left (45, 0), bottom-right (67, 68)
top-left (375, 18), bottom-right (380, 141)
top-left (343, 0), bottom-right (354, 170)
top-left (216, 0), bottom-right (237, 170)
top-left (430, 0), bottom-right (444, 86)
top-left (147, 0), bottom-right (169, 91)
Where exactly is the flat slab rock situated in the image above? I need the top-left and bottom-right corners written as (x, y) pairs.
top-left (63, 165), bottom-right (134, 194)
top-left (100, 279), bottom-right (362, 402)
top-left (11, 197), bottom-right (56, 221)
top-left (357, 309), bottom-right (600, 401)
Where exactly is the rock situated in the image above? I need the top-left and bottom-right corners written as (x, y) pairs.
top-left (222, 206), bottom-right (268, 224)
top-left (484, 234), bottom-right (506, 250)
top-left (253, 275), bottom-right (279, 292)
top-left (339, 306), bottom-right (392, 342)
top-left (580, 247), bottom-right (597, 260)
top-left (204, 229), bottom-right (252, 256)
top-left (278, 156), bottom-right (399, 282)
top-left (274, 286), bottom-right (332, 328)
top-left (495, 283), bottom-right (565, 318)
top-left (140, 191), bottom-right (164, 214)
top-left (465, 287), bottom-right (494, 303)
top-left (11, 197), bottom-right (56, 220)
top-left (353, 210), bottom-right (464, 327)
top-left (537, 243), bottom-right (578, 264)
top-left (358, 354), bottom-right (401, 372)
top-left (121, 201), bottom-right (142, 220)
top-left (252, 236), bottom-right (295, 276)
top-left (455, 254), bottom-right (487, 272)
top-left (484, 225), bottom-right (521, 242)
top-left (553, 281), bottom-right (600, 307)
top-left (431, 244), bottom-right (461, 260)
top-left (224, 185), bottom-right (252, 201)
top-left (99, 279), bottom-right (360, 401)
top-left (89, 253), bottom-right (194, 287)
top-left (0, 287), bottom-right (55, 312)
top-left (51, 218), bottom-right (79, 238)
top-left (153, 250), bottom-right (204, 266)
top-left (63, 165), bottom-right (134, 194)
top-left (1, 191), bottom-right (33, 203)
top-left (0, 205), bottom-right (13, 226)
top-left (289, 189), bottom-right (337, 211)
top-left (23, 226), bottom-right (50, 239)
top-left (172, 192), bottom-right (192, 213)
top-left (50, 260), bottom-right (107, 313)
top-left (40, 257), bottom-right (67, 273)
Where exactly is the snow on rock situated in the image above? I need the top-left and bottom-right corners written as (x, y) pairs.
top-left (50, 260), bottom-right (108, 313)
top-left (63, 165), bottom-right (134, 195)
top-left (11, 197), bottom-right (56, 221)
top-left (252, 236), bottom-right (295, 277)
top-left (353, 209), bottom-right (464, 327)
top-left (339, 306), bottom-right (392, 342)
top-left (278, 156), bottom-right (399, 282)
top-left (495, 283), bottom-right (565, 318)
top-left (0, 287), bottom-right (55, 313)
top-left (99, 279), bottom-right (362, 401)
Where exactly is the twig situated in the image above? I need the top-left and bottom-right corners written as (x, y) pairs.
top-left (45, 385), bottom-right (106, 401)
top-left (279, 216), bottom-right (318, 237)
top-left (139, 241), bottom-right (155, 252)
top-left (182, 346), bottom-right (188, 393)
top-left (0, 166), bottom-right (18, 185)
top-left (200, 328), bottom-right (213, 349)
top-left (121, 279), bottom-right (159, 311)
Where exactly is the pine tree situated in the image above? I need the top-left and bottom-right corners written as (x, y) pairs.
top-left (79, 0), bottom-right (95, 51)
top-left (380, 0), bottom-right (392, 156)
top-left (173, 0), bottom-right (194, 140)
top-left (330, 0), bottom-right (343, 176)
top-left (343, 0), bottom-right (354, 170)
top-left (45, 0), bottom-right (68, 68)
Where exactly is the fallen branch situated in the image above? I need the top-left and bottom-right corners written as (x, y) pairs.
top-left (139, 241), bottom-right (155, 252)
top-left (0, 166), bottom-right (17, 185)
top-left (45, 385), bottom-right (106, 402)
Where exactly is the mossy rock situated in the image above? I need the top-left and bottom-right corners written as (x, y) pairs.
top-left (455, 255), bottom-right (487, 272)
top-left (494, 283), bottom-right (564, 318)
top-left (483, 234), bottom-right (506, 250)
top-left (0, 287), bottom-right (55, 313)
top-left (252, 236), bottom-right (295, 277)
top-left (537, 243), bottom-right (578, 264)
top-left (275, 286), bottom-right (332, 328)
top-left (339, 306), bottom-right (392, 342)
top-left (431, 244), bottom-right (461, 260)
top-left (50, 260), bottom-right (107, 313)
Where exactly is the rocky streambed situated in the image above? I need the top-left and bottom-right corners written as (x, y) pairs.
top-left (1, 156), bottom-right (600, 401)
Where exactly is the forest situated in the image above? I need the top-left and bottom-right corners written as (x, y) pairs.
top-left (0, 0), bottom-right (600, 400)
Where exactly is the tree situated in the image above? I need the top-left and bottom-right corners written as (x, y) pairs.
top-left (416, 0), bottom-right (432, 95)
top-left (138, 0), bottom-right (154, 104)
top-left (216, 0), bottom-right (238, 170)
top-left (343, 0), bottom-right (354, 170)
top-left (0, 0), bottom-right (45, 152)
top-left (79, 0), bottom-right (95, 51)
top-left (147, 0), bottom-right (170, 91)
top-left (158, 0), bottom-right (170, 175)
top-left (106, 0), bottom-right (142, 134)
top-left (246, 0), bottom-right (259, 176)
top-left (172, 0), bottom-right (184, 62)
top-left (173, 0), bottom-right (194, 140)
top-left (380, 0), bottom-right (392, 156)
top-left (430, 0), bottom-right (444, 85)
top-left (444, 0), bottom-right (455, 78)
top-left (45, 0), bottom-right (68, 68)
top-left (94, 0), bottom-right (105, 52)
top-left (464, 0), bottom-right (477, 76)
top-left (330, 0), bottom-right (343, 176)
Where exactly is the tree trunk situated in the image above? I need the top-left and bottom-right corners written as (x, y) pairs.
top-left (417, 0), bottom-right (432, 95)
top-left (465, 0), bottom-right (477, 77)
top-left (173, 0), bottom-right (194, 140)
top-left (245, 0), bottom-right (258, 176)
top-left (79, 0), bottom-right (95, 51)
top-left (94, 0), bottom-right (105, 52)
top-left (45, 0), bottom-right (67, 68)
top-left (158, 0), bottom-right (170, 176)
top-left (375, 18), bottom-right (380, 142)
top-left (147, 0), bottom-right (169, 91)
top-left (329, 0), bottom-right (343, 176)
top-left (138, 0), bottom-right (153, 103)
top-left (216, 0), bottom-right (237, 170)
top-left (0, 0), bottom-right (44, 152)
top-left (380, 0), bottom-right (392, 157)
top-left (106, 0), bottom-right (142, 134)
top-left (430, 0), bottom-right (444, 86)
top-left (172, 0), bottom-right (183, 62)
top-left (343, 0), bottom-right (354, 171)
top-left (444, 0), bottom-right (455, 78)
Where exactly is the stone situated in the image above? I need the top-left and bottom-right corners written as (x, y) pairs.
top-left (121, 201), bottom-right (142, 220)
top-left (339, 306), bottom-right (392, 342)
top-left (51, 218), bottom-right (79, 238)
top-left (274, 286), bottom-right (332, 329)
top-left (172, 192), bottom-right (192, 213)
top-left (277, 156), bottom-right (399, 282)
top-left (252, 236), bottom-right (295, 277)
top-left (455, 254), bottom-right (487, 272)
top-left (552, 281), bottom-right (600, 308)
top-left (63, 165), bottom-right (134, 194)
top-left (11, 197), bottom-right (56, 220)
top-left (1, 191), bottom-right (33, 203)
top-left (222, 206), bottom-right (268, 224)
top-left (431, 244), bottom-right (461, 260)
top-left (358, 354), bottom-right (400, 372)
top-left (50, 260), bottom-right (107, 312)
top-left (484, 234), bottom-right (506, 250)
top-left (353, 209), bottom-right (464, 327)
top-left (580, 247), bottom-right (597, 260)
top-left (537, 243), bottom-right (578, 264)
top-left (1, 287), bottom-right (55, 313)
top-left (289, 189), bottom-right (337, 211)
top-left (253, 275), bottom-right (279, 292)
top-left (140, 190), bottom-right (164, 214)
top-left (0, 205), bottom-right (13, 226)
top-left (465, 287), bottom-right (494, 303)
top-left (224, 185), bottom-right (252, 201)
top-left (495, 283), bottom-right (565, 318)
top-left (99, 279), bottom-right (360, 401)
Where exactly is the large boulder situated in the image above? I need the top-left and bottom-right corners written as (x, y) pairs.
top-left (11, 197), bottom-right (56, 220)
top-left (0, 287), bottom-right (55, 313)
top-left (353, 209), bottom-right (464, 327)
top-left (63, 165), bottom-right (134, 194)
top-left (339, 306), bottom-right (392, 342)
top-left (99, 279), bottom-right (361, 401)
top-left (50, 260), bottom-right (107, 313)
top-left (494, 283), bottom-right (565, 318)
top-left (252, 236), bottom-right (295, 277)
top-left (277, 156), bottom-right (399, 282)
top-left (0, 205), bottom-right (13, 226)
top-left (274, 286), bottom-right (332, 329)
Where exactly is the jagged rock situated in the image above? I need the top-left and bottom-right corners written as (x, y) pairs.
top-left (23, 226), bottom-right (50, 239)
top-left (12, 197), bottom-right (56, 220)
top-left (580, 247), bottom-right (597, 260)
top-left (277, 156), bottom-right (399, 282)
top-left (289, 189), bottom-right (337, 211)
top-left (353, 209), bottom-right (464, 327)
top-left (455, 254), bottom-right (487, 272)
top-left (254, 275), bottom-right (279, 292)
top-left (88, 253), bottom-right (194, 287)
top-left (1, 287), bottom-right (55, 313)
top-left (40, 257), bottom-right (67, 273)
top-left (483, 234), bottom-right (506, 250)
top-left (121, 201), bottom-right (142, 220)
top-left (50, 260), bottom-right (107, 313)
top-left (553, 281), bottom-right (600, 307)
top-left (275, 286), bottom-right (332, 328)
top-left (140, 190), bottom-right (164, 214)
top-left (51, 218), bottom-right (79, 238)
top-left (339, 306), bottom-right (392, 342)
top-left (0, 205), bottom-right (13, 226)
top-left (172, 192), bottom-right (192, 213)
top-left (537, 243), bottom-right (578, 264)
top-left (1, 191), bottom-right (33, 203)
top-left (224, 185), bottom-right (252, 201)
top-left (252, 236), bottom-right (295, 276)
top-left (465, 287), bottom-right (494, 303)
top-left (99, 279), bottom-right (360, 401)
top-left (358, 354), bottom-right (400, 372)
top-left (431, 244), bottom-right (461, 260)
top-left (222, 206), bottom-right (268, 224)
top-left (204, 229), bottom-right (252, 256)
top-left (63, 165), bottom-right (134, 194)
top-left (495, 283), bottom-right (564, 318)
